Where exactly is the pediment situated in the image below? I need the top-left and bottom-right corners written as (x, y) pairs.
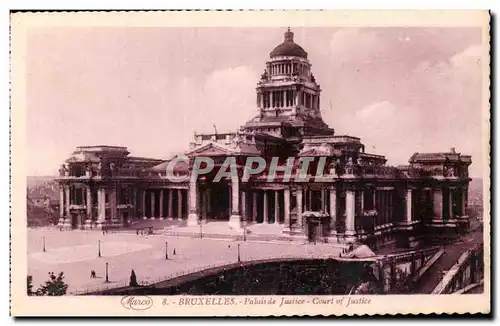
top-left (299, 147), bottom-right (331, 157)
top-left (187, 142), bottom-right (236, 157)
top-left (65, 152), bottom-right (100, 163)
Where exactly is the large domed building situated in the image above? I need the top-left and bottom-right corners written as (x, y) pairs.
top-left (55, 29), bottom-right (472, 247)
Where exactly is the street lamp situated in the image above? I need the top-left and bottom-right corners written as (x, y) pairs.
top-left (98, 240), bottom-right (101, 258)
top-left (243, 218), bottom-right (247, 242)
top-left (165, 241), bottom-right (168, 260)
top-left (105, 262), bottom-right (109, 283)
top-left (200, 222), bottom-right (203, 239)
top-left (42, 237), bottom-right (46, 252)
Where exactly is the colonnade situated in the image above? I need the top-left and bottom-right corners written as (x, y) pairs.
top-left (57, 181), bottom-right (470, 232)
top-left (258, 89), bottom-right (319, 110)
top-left (140, 188), bottom-right (187, 219)
top-left (431, 186), bottom-right (468, 220)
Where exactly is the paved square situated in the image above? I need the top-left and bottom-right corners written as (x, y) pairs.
top-left (30, 242), bottom-right (152, 264)
top-left (28, 228), bottom-right (342, 294)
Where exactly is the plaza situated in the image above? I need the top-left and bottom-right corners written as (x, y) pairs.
top-left (27, 228), bottom-right (346, 295)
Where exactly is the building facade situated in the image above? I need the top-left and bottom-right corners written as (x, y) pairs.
top-left (55, 29), bottom-right (472, 245)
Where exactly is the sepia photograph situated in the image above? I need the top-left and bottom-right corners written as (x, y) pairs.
top-left (10, 10), bottom-right (490, 316)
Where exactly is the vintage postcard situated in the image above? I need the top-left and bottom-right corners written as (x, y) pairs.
top-left (10, 10), bottom-right (490, 316)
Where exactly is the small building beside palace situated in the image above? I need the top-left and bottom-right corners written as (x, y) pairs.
top-left (55, 29), bottom-right (472, 246)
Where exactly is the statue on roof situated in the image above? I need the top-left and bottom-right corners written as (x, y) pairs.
top-left (97, 162), bottom-right (102, 175)
top-left (59, 164), bottom-right (67, 177)
top-left (310, 73), bottom-right (316, 83)
top-left (345, 157), bottom-right (354, 175)
top-left (260, 69), bottom-right (268, 81)
top-left (85, 164), bottom-right (92, 177)
top-left (231, 132), bottom-right (243, 149)
top-left (328, 159), bottom-right (338, 176)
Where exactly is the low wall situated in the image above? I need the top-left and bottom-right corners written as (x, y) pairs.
top-left (432, 244), bottom-right (484, 294)
top-left (88, 258), bottom-right (379, 296)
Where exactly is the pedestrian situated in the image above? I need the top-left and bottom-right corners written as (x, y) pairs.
top-left (173, 248), bottom-right (176, 255)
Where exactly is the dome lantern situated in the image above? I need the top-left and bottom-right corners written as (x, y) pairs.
top-left (269, 28), bottom-right (308, 59)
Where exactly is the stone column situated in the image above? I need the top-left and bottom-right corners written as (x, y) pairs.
top-left (274, 190), bottom-right (279, 224)
top-left (383, 191), bottom-right (388, 225)
top-left (65, 185), bottom-right (70, 218)
top-left (360, 190), bottom-right (365, 213)
top-left (150, 190), bottom-right (156, 219)
top-left (462, 187), bottom-right (468, 216)
top-left (406, 188), bottom-right (412, 224)
top-left (270, 91), bottom-right (274, 108)
top-left (85, 185), bottom-right (92, 225)
top-left (141, 190), bottom-right (146, 219)
top-left (97, 188), bottom-right (106, 227)
top-left (433, 188), bottom-right (443, 220)
top-left (329, 187), bottom-right (337, 234)
top-left (345, 189), bottom-right (356, 236)
top-left (206, 188), bottom-right (212, 218)
top-left (131, 187), bottom-right (137, 219)
top-left (296, 188), bottom-right (303, 229)
top-left (241, 190), bottom-right (247, 224)
top-left (263, 190), bottom-right (269, 224)
top-left (388, 190), bottom-right (393, 224)
top-left (229, 177), bottom-right (241, 229)
top-left (187, 180), bottom-right (199, 226)
top-left (302, 189), bottom-right (306, 212)
top-left (449, 188), bottom-right (454, 219)
top-left (59, 185), bottom-right (64, 221)
top-left (308, 189), bottom-right (312, 211)
top-left (252, 192), bottom-right (258, 223)
top-left (159, 189), bottom-right (164, 219)
top-left (284, 188), bottom-right (291, 229)
top-left (201, 190), bottom-right (207, 221)
top-left (177, 189), bottom-right (183, 219)
top-left (168, 189), bottom-right (173, 218)
top-left (321, 188), bottom-right (326, 212)
top-left (110, 187), bottom-right (118, 224)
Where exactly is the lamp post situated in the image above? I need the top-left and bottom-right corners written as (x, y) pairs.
top-left (105, 262), bottom-right (109, 283)
top-left (165, 241), bottom-right (168, 260)
top-left (237, 243), bottom-right (241, 263)
top-left (42, 237), bottom-right (46, 252)
top-left (98, 240), bottom-right (101, 258)
top-left (200, 222), bottom-right (203, 239)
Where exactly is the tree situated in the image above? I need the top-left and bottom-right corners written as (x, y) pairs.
top-left (129, 269), bottom-right (138, 287)
top-left (37, 272), bottom-right (68, 296)
top-left (27, 275), bottom-right (34, 296)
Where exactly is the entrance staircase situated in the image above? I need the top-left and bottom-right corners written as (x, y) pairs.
top-left (128, 218), bottom-right (185, 230)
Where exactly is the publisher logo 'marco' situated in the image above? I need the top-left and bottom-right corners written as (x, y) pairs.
top-left (121, 296), bottom-right (153, 310)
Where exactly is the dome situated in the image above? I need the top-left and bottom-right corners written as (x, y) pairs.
top-left (270, 28), bottom-right (308, 59)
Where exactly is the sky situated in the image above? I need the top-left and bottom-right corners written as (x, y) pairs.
top-left (26, 27), bottom-right (485, 177)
